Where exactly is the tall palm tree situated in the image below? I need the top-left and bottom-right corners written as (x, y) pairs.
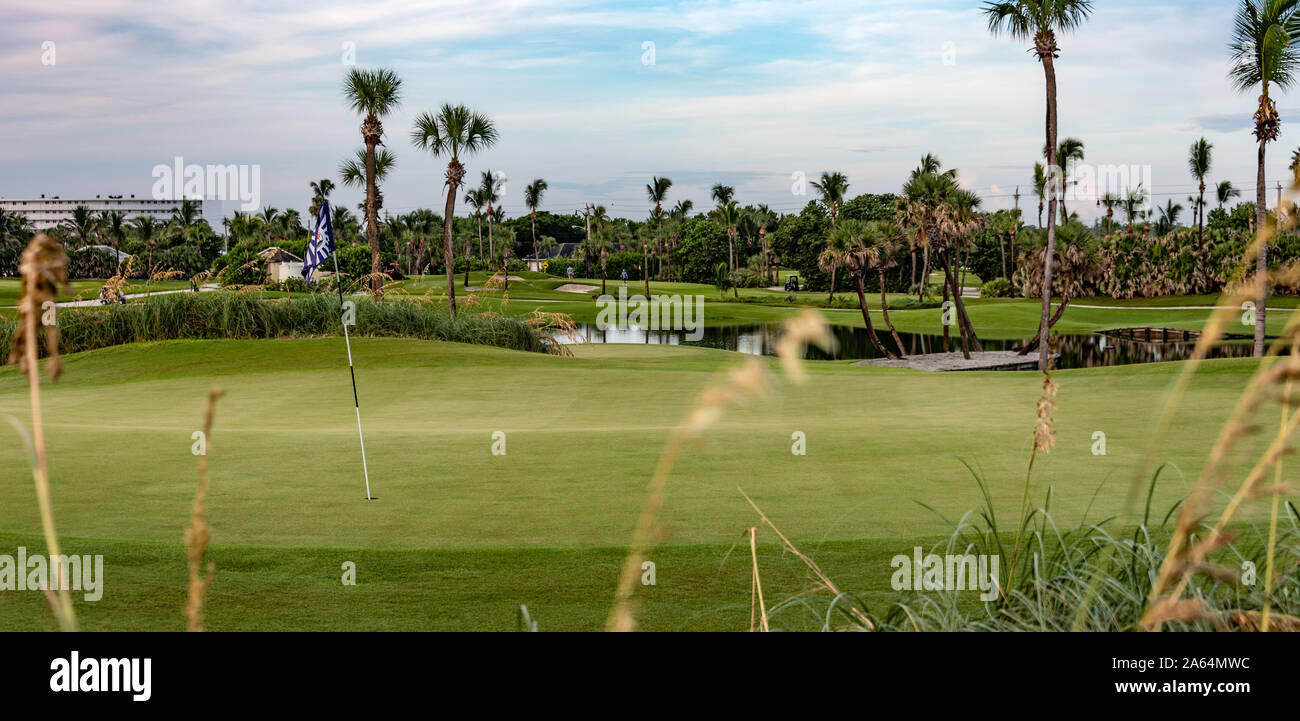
top-left (899, 165), bottom-right (984, 358)
top-left (1122, 185), bottom-right (1146, 233)
top-left (811, 171), bottom-right (850, 300)
top-left (820, 220), bottom-right (898, 360)
top-left (711, 184), bottom-right (735, 211)
top-left (309, 178), bottom-right (335, 219)
top-left (1217, 180), bottom-right (1243, 210)
top-left (986, 0), bottom-right (1095, 370)
top-left (133, 216), bottom-right (157, 290)
top-left (100, 210), bottom-right (126, 252)
top-left (1053, 136), bottom-right (1085, 222)
top-left (258, 207), bottom-right (279, 244)
top-left (592, 204), bottom-right (609, 294)
top-left (810, 171), bottom-right (850, 227)
top-left (863, 219), bottom-right (910, 355)
top-left (1156, 199), bottom-right (1184, 235)
top-left (170, 198), bottom-right (201, 254)
top-left (1100, 191), bottom-right (1120, 235)
top-left (1230, 0), bottom-right (1300, 356)
top-left (411, 104), bottom-right (499, 319)
top-left (339, 148), bottom-right (396, 217)
top-left (464, 188), bottom-right (486, 283)
top-left (1188, 138), bottom-right (1213, 247)
top-left (342, 67), bottom-right (403, 297)
top-left (717, 201), bottom-right (742, 288)
top-left (490, 205), bottom-right (507, 276)
top-left (1032, 162), bottom-right (1047, 227)
top-left (524, 178), bottom-right (548, 261)
top-left (479, 170), bottom-right (503, 268)
top-left (645, 176), bottom-right (672, 296)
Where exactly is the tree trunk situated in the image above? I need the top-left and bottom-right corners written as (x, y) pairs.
top-left (943, 249), bottom-right (982, 357)
top-left (855, 274), bottom-right (897, 360)
top-left (464, 231), bottom-right (472, 289)
top-left (1038, 45), bottom-right (1060, 371)
top-left (828, 267), bottom-right (837, 303)
top-left (1019, 292), bottom-right (1071, 355)
top-left (443, 181), bottom-right (459, 318)
top-left (919, 245), bottom-right (930, 302)
top-left (999, 230), bottom-right (1007, 279)
top-left (1255, 136), bottom-right (1268, 357)
top-left (941, 278), bottom-right (950, 353)
top-left (365, 139), bottom-right (382, 299)
top-left (878, 269), bottom-right (906, 357)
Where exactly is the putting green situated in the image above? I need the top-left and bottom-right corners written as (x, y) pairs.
top-left (0, 337), bottom-right (1278, 630)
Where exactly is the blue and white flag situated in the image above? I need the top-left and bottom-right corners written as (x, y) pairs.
top-left (303, 199), bottom-right (335, 282)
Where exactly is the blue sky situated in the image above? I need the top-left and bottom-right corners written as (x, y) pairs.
top-left (0, 0), bottom-right (1291, 225)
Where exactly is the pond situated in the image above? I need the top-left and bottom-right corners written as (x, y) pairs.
top-left (561, 323), bottom-right (1259, 369)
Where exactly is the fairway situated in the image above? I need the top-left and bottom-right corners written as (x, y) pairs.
top-left (0, 337), bottom-right (1269, 630)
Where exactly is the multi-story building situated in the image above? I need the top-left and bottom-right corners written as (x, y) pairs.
top-left (0, 195), bottom-right (202, 230)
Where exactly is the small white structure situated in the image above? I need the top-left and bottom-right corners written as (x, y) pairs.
top-left (258, 247), bottom-right (304, 283)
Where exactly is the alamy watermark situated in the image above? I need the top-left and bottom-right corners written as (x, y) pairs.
top-left (890, 546), bottom-right (999, 602)
top-left (595, 287), bottom-right (704, 341)
top-left (0, 547), bottom-right (103, 601)
top-left (151, 156), bottom-right (261, 211)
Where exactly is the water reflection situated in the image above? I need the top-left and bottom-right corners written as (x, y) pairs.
top-left (565, 323), bottom-right (1262, 369)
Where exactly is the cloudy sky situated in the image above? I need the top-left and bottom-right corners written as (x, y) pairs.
top-left (0, 0), bottom-right (1290, 225)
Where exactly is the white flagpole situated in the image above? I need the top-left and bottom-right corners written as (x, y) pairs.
top-left (331, 243), bottom-right (373, 501)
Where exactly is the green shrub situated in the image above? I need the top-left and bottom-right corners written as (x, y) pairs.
top-left (980, 277), bottom-right (1018, 298)
top-left (0, 292), bottom-right (552, 364)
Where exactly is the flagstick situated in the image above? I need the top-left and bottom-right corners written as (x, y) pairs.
top-left (331, 251), bottom-right (373, 501)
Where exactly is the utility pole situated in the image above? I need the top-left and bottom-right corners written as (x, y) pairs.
top-left (1279, 182), bottom-right (1285, 226)
top-left (1011, 186), bottom-right (1021, 279)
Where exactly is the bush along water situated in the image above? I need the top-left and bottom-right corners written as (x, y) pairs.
top-left (0, 291), bottom-right (553, 363)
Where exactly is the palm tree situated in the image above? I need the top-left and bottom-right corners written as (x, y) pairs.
top-left (342, 67), bottom-right (403, 297)
top-left (1230, 0), bottom-right (1300, 356)
top-left (717, 201), bottom-right (742, 290)
top-left (820, 220), bottom-right (898, 360)
top-left (132, 216), bottom-right (157, 290)
top-left (592, 204), bottom-right (610, 294)
top-left (986, 0), bottom-right (1094, 370)
top-left (1122, 185), bottom-right (1147, 233)
top-left (711, 184), bottom-right (735, 211)
top-left (810, 171), bottom-right (850, 228)
top-left (479, 170), bottom-right (503, 269)
top-left (258, 207), bottom-right (279, 244)
top-left (1217, 180), bottom-right (1243, 210)
top-left (1053, 137), bottom-right (1085, 222)
top-left (1100, 191), bottom-right (1120, 235)
top-left (1032, 162), bottom-right (1047, 227)
top-left (524, 178), bottom-right (548, 261)
top-left (645, 176), bottom-right (672, 296)
top-left (490, 205), bottom-right (507, 277)
top-left (339, 147), bottom-right (396, 224)
top-left (1187, 138), bottom-right (1213, 247)
top-left (464, 188), bottom-right (486, 285)
top-left (863, 219), bottom-right (910, 355)
top-left (899, 164), bottom-right (984, 358)
top-left (1156, 200), bottom-right (1184, 235)
top-left (170, 198), bottom-right (201, 254)
top-left (100, 210), bottom-right (126, 252)
top-left (309, 178), bottom-right (335, 220)
top-left (227, 211), bottom-right (263, 252)
top-left (411, 104), bottom-right (499, 319)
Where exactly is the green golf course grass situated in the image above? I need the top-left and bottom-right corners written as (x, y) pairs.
top-left (0, 334), bottom-right (1276, 630)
